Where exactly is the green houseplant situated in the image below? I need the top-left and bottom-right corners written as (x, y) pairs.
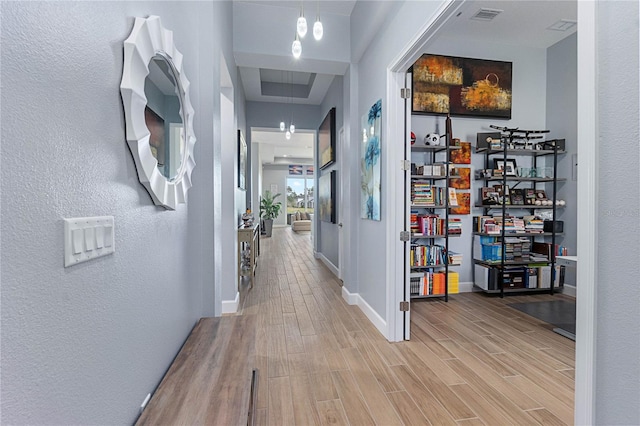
top-left (259, 190), bottom-right (282, 237)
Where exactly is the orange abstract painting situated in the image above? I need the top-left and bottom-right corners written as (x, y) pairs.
top-left (450, 142), bottom-right (471, 164)
top-left (449, 167), bottom-right (470, 189)
top-left (450, 192), bottom-right (470, 215)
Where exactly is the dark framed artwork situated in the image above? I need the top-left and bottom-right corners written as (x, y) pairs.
top-left (237, 130), bottom-right (247, 190)
top-left (319, 170), bottom-right (336, 223)
top-left (318, 107), bottom-right (336, 169)
top-left (412, 54), bottom-right (512, 118)
top-left (493, 158), bottom-right (517, 176)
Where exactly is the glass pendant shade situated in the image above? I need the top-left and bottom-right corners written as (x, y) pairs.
top-left (292, 36), bottom-right (302, 58)
top-left (285, 130), bottom-right (292, 140)
top-left (290, 124), bottom-right (295, 134)
top-left (313, 19), bottom-right (323, 40)
top-left (280, 121), bottom-right (285, 131)
top-left (297, 16), bottom-right (307, 38)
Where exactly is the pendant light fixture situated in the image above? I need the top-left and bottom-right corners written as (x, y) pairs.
top-left (280, 121), bottom-right (285, 131)
top-left (297, 1), bottom-right (307, 38)
top-left (313, 1), bottom-right (323, 41)
top-left (285, 130), bottom-right (292, 140)
top-left (292, 32), bottom-right (302, 58)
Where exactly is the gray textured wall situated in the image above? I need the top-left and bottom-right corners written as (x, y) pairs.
top-left (317, 76), bottom-right (344, 269)
top-left (354, 0), bottom-right (463, 317)
top-left (0, 2), bottom-right (232, 423)
top-left (547, 33), bottom-right (577, 287)
top-left (595, 1), bottom-right (640, 423)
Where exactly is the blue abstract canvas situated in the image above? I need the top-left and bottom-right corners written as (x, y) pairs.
top-left (361, 99), bottom-right (381, 221)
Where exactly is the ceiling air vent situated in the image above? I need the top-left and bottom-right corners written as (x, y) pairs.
top-left (470, 8), bottom-right (503, 21)
top-left (548, 19), bottom-right (577, 32)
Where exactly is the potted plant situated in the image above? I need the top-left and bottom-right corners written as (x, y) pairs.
top-left (259, 190), bottom-right (282, 237)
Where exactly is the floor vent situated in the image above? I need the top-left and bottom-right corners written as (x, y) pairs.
top-left (470, 8), bottom-right (503, 21)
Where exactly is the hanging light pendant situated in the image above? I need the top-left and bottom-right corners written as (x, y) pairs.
top-left (297, 1), bottom-right (307, 38)
top-left (280, 121), bottom-right (285, 131)
top-left (313, 2), bottom-right (323, 41)
top-left (285, 130), bottom-right (292, 140)
top-left (292, 32), bottom-right (302, 58)
top-left (313, 19), bottom-right (323, 41)
top-left (290, 124), bottom-right (295, 134)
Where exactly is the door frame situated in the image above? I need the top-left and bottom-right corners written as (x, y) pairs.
top-left (384, 1), bottom-right (596, 423)
top-left (338, 127), bottom-right (346, 281)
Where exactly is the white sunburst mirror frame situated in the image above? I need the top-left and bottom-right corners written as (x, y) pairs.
top-left (120, 15), bottom-right (196, 210)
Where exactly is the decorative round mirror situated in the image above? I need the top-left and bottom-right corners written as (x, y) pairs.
top-left (120, 16), bottom-right (196, 210)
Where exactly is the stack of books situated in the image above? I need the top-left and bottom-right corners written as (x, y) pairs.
top-left (411, 181), bottom-right (434, 206)
top-left (524, 217), bottom-right (544, 233)
top-left (448, 251), bottom-right (463, 265)
top-left (447, 218), bottom-right (462, 235)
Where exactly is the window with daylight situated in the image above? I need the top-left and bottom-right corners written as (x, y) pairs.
top-left (286, 177), bottom-right (314, 215)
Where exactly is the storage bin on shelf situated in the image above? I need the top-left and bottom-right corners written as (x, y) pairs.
top-left (481, 243), bottom-right (502, 262)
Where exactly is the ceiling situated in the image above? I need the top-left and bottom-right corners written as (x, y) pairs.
top-left (235, 0), bottom-right (576, 164)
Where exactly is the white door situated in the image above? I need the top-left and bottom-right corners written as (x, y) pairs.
top-left (403, 72), bottom-right (412, 340)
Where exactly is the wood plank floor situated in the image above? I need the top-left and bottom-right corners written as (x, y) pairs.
top-left (237, 227), bottom-right (575, 425)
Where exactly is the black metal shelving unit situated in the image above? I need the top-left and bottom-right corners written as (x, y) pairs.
top-left (408, 140), bottom-right (462, 302)
top-left (472, 131), bottom-right (565, 297)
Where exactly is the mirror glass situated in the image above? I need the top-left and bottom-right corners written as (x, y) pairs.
top-left (144, 54), bottom-right (185, 181)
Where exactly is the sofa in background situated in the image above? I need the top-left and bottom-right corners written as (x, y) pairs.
top-left (291, 212), bottom-right (312, 232)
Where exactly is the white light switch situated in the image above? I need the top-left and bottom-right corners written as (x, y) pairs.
top-left (84, 227), bottom-right (95, 251)
top-left (104, 225), bottom-right (113, 248)
top-left (95, 226), bottom-right (104, 249)
top-left (72, 229), bottom-right (84, 254)
top-left (64, 216), bottom-right (115, 267)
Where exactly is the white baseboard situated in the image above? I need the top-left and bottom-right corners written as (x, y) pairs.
top-left (221, 291), bottom-right (239, 314)
top-left (342, 286), bottom-right (388, 339)
top-left (562, 284), bottom-right (576, 298)
top-left (341, 286), bottom-right (358, 305)
top-left (316, 252), bottom-right (339, 277)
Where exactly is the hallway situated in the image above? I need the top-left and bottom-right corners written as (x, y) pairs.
top-left (238, 227), bottom-right (575, 425)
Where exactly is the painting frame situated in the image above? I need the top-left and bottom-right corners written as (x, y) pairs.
top-left (318, 107), bottom-right (336, 170)
top-left (361, 99), bottom-right (382, 221)
top-left (237, 129), bottom-right (247, 190)
top-left (319, 170), bottom-right (336, 223)
top-left (411, 54), bottom-right (512, 119)
top-left (493, 158), bottom-right (517, 176)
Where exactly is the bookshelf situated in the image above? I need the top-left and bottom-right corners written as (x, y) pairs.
top-left (407, 136), bottom-right (462, 301)
top-left (472, 130), bottom-right (566, 297)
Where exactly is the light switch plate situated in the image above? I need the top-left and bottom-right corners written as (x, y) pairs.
top-left (64, 216), bottom-right (115, 267)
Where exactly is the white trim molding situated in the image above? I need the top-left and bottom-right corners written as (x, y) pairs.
top-left (342, 287), bottom-right (388, 339)
top-left (575, 1), bottom-right (598, 423)
top-left (221, 291), bottom-right (240, 314)
top-left (315, 252), bottom-right (339, 277)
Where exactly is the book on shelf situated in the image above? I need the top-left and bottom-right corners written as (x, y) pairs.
top-left (448, 250), bottom-right (463, 265)
top-left (448, 188), bottom-right (458, 206)
top-left (410, 271), bottom-right (447, 296)
top-left (410, 244), bottom-right (447, 267)
top-left (411, 181), bottom-right (449, 206)
top-left (447, 217), bottom-right (462, 235)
